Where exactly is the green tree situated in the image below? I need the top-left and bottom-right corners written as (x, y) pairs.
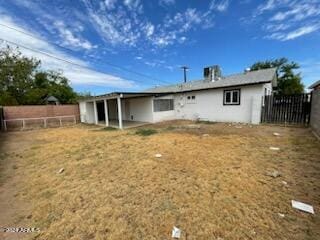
top-left (77, 91), bottom-right (92, 100)
top-left (0, 46), bottom-right (78, 105)
top-left (45, 71), bottom-right (78, 104)
top-left (250, 58), bottom-right (304, 95)
top-left (0, 46), bottom-right (40, 105)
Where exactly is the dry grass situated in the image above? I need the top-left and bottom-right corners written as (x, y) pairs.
top-left (0, 121), bottom-right (320, 240)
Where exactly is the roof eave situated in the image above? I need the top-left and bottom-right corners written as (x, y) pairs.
top-left (308, 80), bottom-right (320, 89)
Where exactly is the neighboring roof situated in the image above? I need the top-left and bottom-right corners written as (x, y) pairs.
top-left (308, 80), bottom-right (320, 89)
top-left (45, 96), bottom-right (59, 102)
top-left (145, 68), bottom-right (277, 93)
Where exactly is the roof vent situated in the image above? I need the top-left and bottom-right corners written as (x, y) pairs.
top-left (244, 67), bottom-right (251, 73)
top-left (204, 65), bottom-right (222, 82)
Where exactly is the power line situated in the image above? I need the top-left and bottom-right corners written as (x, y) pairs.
top-left (0, 23), bottom-right (171, 85)
top-left (0, 37), bottom-right (166, 86)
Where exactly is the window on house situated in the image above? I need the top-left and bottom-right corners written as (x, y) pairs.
top-left (186, 95), bottom-right (196, 103)
top-left (223, 89), bottom-right (240, 105)
top-left (153, 99), bottom-right (174, 112)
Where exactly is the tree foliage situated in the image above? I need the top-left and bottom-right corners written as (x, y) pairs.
top-left (250, 58), bottom-right (304, 95)
top-left (0, 46), bottom-right (78, 105)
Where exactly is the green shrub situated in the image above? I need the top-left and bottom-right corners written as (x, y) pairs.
top-left (196, 120), bottom-right (216, 124)
top-left (135, 128), bottom-right (157, 136)
top-left (165, 126), bottom-right (176, 131)
top-left (102, 127), bottom-right (117, 131)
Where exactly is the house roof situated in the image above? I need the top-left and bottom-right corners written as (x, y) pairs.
top-left (79, 68), bottom-right (277, 102)
top-left (145, 68), bottom-right (277, 93)
top-left (308, 80), bottom-right (320, 89)
top-left (45, 96), bottom-right (59, 102)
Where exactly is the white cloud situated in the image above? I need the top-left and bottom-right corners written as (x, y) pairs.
top-left (178, 36), bottom-right (187, 43)
top-left (6, 0), bottom-right (96, 52)
top-left (268, 24), bottom-right (320, 41)
top-left (210, 0), bottom-right (230, 12)
top-left (0, 15), bottom-right (134, 88)
top-left (254, 0), bottom-right (320, 41)
top-left (83, 1), bottom-right (142, 47)
top-left (83, 0), bottom-right (219, 48)
top-left (159, 0), bottom-right (175, 7)
top-left (143, 59), bottom-right (166, 68)
top-left (270, 3), bottom-right (320, 22)
top-left (256, 0), bottom-right (279, 14)
top-left (144, 22), bottom-right (155, 37)
top-left (4, 0), bottom-right (224, 57)
top-left (104, 0), bottom-right (117, 10)
top-left (53, 21), bottom-right (95, 50)
top-left (123, 0), bottom-right (143, 13)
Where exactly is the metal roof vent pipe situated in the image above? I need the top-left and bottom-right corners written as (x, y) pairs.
top-left (244, 67), bottom-right (251, 73)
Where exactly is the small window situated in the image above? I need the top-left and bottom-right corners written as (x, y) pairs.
top-left (224, 89), bottom-right (240, 105)
top-left (153, 99), bottom-right (174, 112)
top-left (186, 95), bottom-right (196, 104)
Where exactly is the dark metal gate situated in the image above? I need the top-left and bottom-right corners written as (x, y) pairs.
top-left (261, 94), bottom-right (312, 125)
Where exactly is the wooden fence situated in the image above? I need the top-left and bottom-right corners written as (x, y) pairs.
top-left (261, 94), bottom-right (312, 125)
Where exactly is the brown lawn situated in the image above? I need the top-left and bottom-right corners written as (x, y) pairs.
top-left (0, 121), bottom-right (319, 240)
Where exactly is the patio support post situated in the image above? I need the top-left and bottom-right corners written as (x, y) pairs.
top-left (93, 100), bottom-right (98, 125)
top-left (104, 99), bottom-right (109, 126)
top-left (117, 96), bottom-right (123, 129)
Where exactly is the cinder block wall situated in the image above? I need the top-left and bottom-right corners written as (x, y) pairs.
top-left (3, 105), bottom-right (80, 120)
top-left (311, 89), bottom-right (320, 137)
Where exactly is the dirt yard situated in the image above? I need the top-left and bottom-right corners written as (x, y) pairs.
top-left (0, 121), bottom-right (319, 240)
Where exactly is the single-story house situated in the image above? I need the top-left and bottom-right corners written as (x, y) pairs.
top-left (78, 66), bottom-right (277, 129)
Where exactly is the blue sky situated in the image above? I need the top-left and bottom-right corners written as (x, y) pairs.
top-left (0, 0), bottom-right (319, 94)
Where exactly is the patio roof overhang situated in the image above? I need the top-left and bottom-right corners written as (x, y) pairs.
top-left (79, 91), bottom-right (174, 130)
top-left (79, 91), bottom-right (174, 102)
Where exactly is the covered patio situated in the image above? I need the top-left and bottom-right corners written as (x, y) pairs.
top-left (98, 120), bottom-right (150, 129)
top-left (80, 92), bottom-right (156, 129)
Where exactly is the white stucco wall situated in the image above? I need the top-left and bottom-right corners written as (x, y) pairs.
top-left (174, 84), bottom-right (265, 124)
top-left (152, 95), bottom-right (176, 122)
top-left (263, 83), bottom-right (272, 94)
top-left (127, 97), bottom-right (153, 122)
top-left (79, 83), bottom-right (267, 126)
top-left (80, 101), bottom-right (95, 124)
top-left (79, 102), bottom-right (86, 122)
top-left (79, 101), bottom-right (93, 123)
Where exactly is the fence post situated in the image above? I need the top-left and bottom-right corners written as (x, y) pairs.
top-left (59, 117), bottom-right (62, 127)
top-left (22, 119), bottom-right (25, 130)
top-left (3, 120), bottom-right (7, 131)
top-left (73, 115), bottom-right (76, 124)
top-left (44, 118), bottom-right (47, 128)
